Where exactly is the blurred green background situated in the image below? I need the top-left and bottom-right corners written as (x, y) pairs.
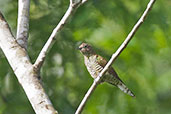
top-left (0, 0), bottom-right (171, 114)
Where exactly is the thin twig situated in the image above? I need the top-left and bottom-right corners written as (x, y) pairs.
top-left (75, 81), bottom-right (98, 114)
top-left (16, 0), bottom-right (30, 49)
top-left (75, 0), bottom-right (156, 114)
top-left (34, 0), bottom-right (88, 70)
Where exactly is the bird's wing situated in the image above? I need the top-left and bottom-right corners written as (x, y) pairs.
top-left (96, 55), bottom-right (135, 97)
top-left (96, 55), bottom-right (123, 82)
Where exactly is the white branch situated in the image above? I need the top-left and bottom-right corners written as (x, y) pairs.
top-left (34, 0), bottom-right (88, 70)
top-left (0, 12), bottom-right (58, 114)
top-left (75, 0), bottom-right (156, 114)
top-left (16, 0), bottom-right (30, 49)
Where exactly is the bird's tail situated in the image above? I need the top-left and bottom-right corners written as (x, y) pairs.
top-left (104, 76), bottom-right (135, 97)
top-left (116, 81), bottom-right (135, 97)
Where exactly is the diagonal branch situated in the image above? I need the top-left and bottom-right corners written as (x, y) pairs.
top-left (34, 0), bottom-right (88, 70)
top-left (75, 0), bottom-right (156, 114)
top-left (16, 0), bottom-right (30, 49)
top-left (0, 12), bottom-right (58, 114)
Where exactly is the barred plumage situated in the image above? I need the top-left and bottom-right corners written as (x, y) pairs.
top-left (79, 43), bottom-right (135, 97)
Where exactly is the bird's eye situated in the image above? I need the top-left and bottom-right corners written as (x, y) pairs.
top-left (84, 45), bottom-right (88, 48)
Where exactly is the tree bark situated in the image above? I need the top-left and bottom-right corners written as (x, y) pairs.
top-left (16, 0), bottom-right (30, 49)
top-left (0, 12), bottom-right (58, 114)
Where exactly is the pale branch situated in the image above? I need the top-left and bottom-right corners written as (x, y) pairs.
top-left (75, 0), bottom-right (156, 114)
top-left (34, 0), bottom-right (88, 70)
top-left (0, 12), bottom-right (58, 114)
top-left (16, 0), bottom-right (30, 49)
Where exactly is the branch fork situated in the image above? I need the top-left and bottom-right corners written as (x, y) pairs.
top-left (1, 0), bottom-right (88, 113)
top-left (0, 0), bottom-right (156, 113)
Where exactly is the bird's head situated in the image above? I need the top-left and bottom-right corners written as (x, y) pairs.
top-left (78, 43), bottom-right (95, 57)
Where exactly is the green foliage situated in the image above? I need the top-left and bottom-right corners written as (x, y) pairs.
top-left (0, 0), bottom-right (171, 114)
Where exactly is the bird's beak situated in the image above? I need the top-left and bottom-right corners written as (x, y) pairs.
top-left (77, 47), bottom-right (82, 50)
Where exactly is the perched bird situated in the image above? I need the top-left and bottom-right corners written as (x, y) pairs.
top-left (78, 43), bottom-right (135, 97)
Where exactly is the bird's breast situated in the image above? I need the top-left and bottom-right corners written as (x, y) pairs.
top-left (84, 56), bottom-right (103, 79)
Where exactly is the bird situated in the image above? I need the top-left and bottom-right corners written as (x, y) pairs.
top-left (78, 42), bottom-right (135, 97)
